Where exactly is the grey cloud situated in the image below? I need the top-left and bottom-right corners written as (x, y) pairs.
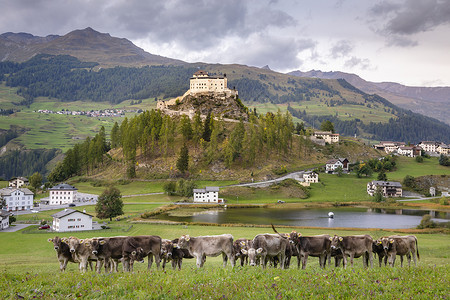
top-left (330, 40), bottom-right (353, 58)
top-left (369, 0), bottom-right (450, 47)
top-left (344, 56), bottom-right (371, 70)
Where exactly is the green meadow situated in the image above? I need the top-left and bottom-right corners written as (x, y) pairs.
top-left (0, 224), bottom-right (449, 299)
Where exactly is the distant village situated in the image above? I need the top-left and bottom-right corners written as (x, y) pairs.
top-left (35, 108), bottom-right (140, 117)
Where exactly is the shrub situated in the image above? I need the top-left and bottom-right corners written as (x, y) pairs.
top-left (417, 214), bottom-right (436, 229)
top-left (415, 156), bottom-right (424, 163)
top-left (440, 197), bottom-right (449, 205)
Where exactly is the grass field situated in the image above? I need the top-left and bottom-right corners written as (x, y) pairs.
top-left (0, 224), bottom-right (448, 299)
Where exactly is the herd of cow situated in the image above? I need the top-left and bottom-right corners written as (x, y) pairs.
top-left (48, 225), bottom-right (419, 273)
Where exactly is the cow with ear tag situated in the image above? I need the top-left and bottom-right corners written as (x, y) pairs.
top-left (85, 236), bottom-right (127, 273)
top-left (372, 239), bottom-right (388, 267)
top-left (61, 236), bottom-right (96, 272)
top-left (177, 234), bottom-right (235, 268)
top-left (48, 236), bottom-right (78, 272)
top-left (245, 233), bottom-right (289, 269)
top-left (330, 235), bottom-right (373, 268)
top-left (380, 235), bottom-right (419, 267)
top-left (233, 238), bottom-right (250, 266)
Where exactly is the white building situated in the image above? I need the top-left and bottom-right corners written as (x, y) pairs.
top-left (189, 70), bottom-right (237, 97)
top-left (0, 210), bottom-right (10, 230)
top-left (437, 144), bottom-right (450, 155)
top-left (325, 158), bottom-right (349, 173)
top-left (0, 187), bottom-right (34, 211)
top-left (367, 181), bottom-right (403, 197)
top-left (51, 208), bottom-right (93, 232)
top-left (8, 177), bottom-right (29, 188)
top-left (313, 131), bottom-right (340, 143)
top-left (418, 141), bottom-right (439, 153)
top-left (49, 183), bottom-right (78, 205)
top-left (303, 171), bottom-right (319, 183)
top-left (193, 187), bottom-right (221, 203)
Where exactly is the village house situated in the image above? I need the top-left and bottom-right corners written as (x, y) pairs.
top-left (0, 187), bottom-right (34, 211)
top-left (397, 146), bottom-right (421, 157)
top-left (367, 180), bottom-right (403, 197)
top-left (437, 144), bottom-right (450, 155)
top-left (418, 141), bottom-right (439, 153)
top-left (325, 158), bottom-right (349, 173)
top-left (51, 208), bottom-right (93, 232)
top-left (313, 131), bottom-right (340, 143)
top-left (302, 171), bottom-right (319, 183)
top-left (0, 210), bottom-right (10, 230)
top-left (8, 177), bottom-right (29, 188)
top-left (193, 186), bottom-right (223, 203)
top-left (49, 183), bottom-right (78, 205)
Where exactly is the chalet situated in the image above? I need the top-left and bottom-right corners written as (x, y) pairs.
top-left (51, 208), bottom-right (93, 232)
top-left (49, 183), bottom-right (78, 205)
top-left (193, 187), bottom-right (222, 203)
top-left (0, 210), bottom-right (10, 230)
top-left (397, 146), bottom-right (420, 157)
top-left (8, 177), bottom-right (29, 188)
top-left (313, 131), bottom-right (339, 143)
top-left (325, 158), bottom-right (349, 173)
top-left (367, 181), bottom-right (402, 197)
top-left (418, 141), bottom-right (439, 153)
top-left (0, 187), bottom-right (34, 211)
top-left (437, 144), bottom-right (450, 155)
top-left (303, 171), bottom-right (319, 183)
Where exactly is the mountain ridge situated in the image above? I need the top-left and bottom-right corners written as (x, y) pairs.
top-left (288, 70), bottom-right (450, 125)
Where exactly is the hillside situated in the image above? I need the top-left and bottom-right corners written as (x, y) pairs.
top-left (0, 27), bottom-right (184, 66)
top-left (289, 70), bottom-right (450, 125)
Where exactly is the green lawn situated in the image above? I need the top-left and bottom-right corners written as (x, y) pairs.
top-left (388, 156), bottom-right (449, 181)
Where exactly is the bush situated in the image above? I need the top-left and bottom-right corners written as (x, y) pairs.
top-left (417, 214), bottom-right (436, 229)
top-left (415, 156), bottom-right (424, 163)
top-left (440, 197), bottom-right (449, 205)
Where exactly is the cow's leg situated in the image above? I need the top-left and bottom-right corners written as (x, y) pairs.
top-left (222, 253), bottom-right (228, 268)
top-left (155, 254), bottom-right (161, 270)
top-left (400, 255), bottom-right (404, 267)
top-left (301, 254), bottom-right (308, 270)
top-left (411, 249), bottom-right (417, 267)
top-left (342, 252), bottom-right (348, 268)
top-left (96, 259), bottom-right (104, 273)
top-left (261, 254), bottom-right (267, 269)
top-left (147, 253), bottom-right (153, 270)
top-left (195, 255), bottom-right (202, 268)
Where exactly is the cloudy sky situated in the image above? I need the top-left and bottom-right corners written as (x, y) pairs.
top-left (1, 0), bottom-right (450, 86)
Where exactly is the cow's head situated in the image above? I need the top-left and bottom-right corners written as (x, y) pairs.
top-left (63, 236), bottom-right (80, 253)
top-left (290, 231), bottom-right (301, 245)
top-left (330, 235), bottom-right (343, 250)
top-left (48, 236), bottom-right (63, 251)
top-left (131, 247), bottom-right (146, 263)
top-left (89, 239), bottom-right (106, 255)
top-left (241, 247), bottom-right (263, 266)
top-left (177, 235), bottom-right (190, 249)
top-left (380, 237), bottom-right (394, 252)
top-left (161, 240), bottom-right (174, 258)
top-left (373, 239), bottom-right (384, 253)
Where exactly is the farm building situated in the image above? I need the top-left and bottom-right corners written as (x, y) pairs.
top-left (0, 187), bottom-right (34, 212)
top-left (51, 208), bottom-right (93, 232)
top-left (8, 177), bottom-right (29, 188)
top-left (367, 181), bottom-right (403, 197)
top-left (0, 210), bottom-right (10, 230)
top-left (193, 187), bottom-right (222, 203)
top-left (49, 183), bottom-right (78, 205)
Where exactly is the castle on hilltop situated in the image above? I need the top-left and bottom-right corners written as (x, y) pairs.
top-left (157, 70), bottom-right (238, 112)
top-left (188, 70), bottom-right (237, 97)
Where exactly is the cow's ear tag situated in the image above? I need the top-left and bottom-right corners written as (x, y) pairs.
top-left (241, 249), bottom-right (248, 255)
top-left (240, 241), bottom-right (246, 246)
top-left (99, 240), bottom-right (106, 245)
top-left (339, 237), bottom-right (343, 242)
top-left (329, 237), bottom-right (333, 241)
top-left (80, 239), bottom-right (84, 244)
top-left (256, 248), bottom-right (263, 254)
top-left (185, 236), bottom-right (190, 241)
top-left (389, 239), bottom-right (394, 243)
top-left (48, 238), bottom-right (53, 242)
top-left (377, 241), bottom-right (382, 245)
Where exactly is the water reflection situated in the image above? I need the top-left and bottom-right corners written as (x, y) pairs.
top-left (158, 207), bottom-right (449, 229)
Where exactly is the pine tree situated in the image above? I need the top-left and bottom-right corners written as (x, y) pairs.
top-left (110, 122), bottom-right (120, 148)
top-left (176, 143), bottom-right (189, 174)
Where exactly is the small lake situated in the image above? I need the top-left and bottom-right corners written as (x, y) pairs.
top-left (157, 207), bottom-right (450, 229)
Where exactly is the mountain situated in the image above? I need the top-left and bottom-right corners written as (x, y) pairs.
top-left (0, 27), bottom-right (185, 66)
top-left (288, 70), bottom-right (450, 125)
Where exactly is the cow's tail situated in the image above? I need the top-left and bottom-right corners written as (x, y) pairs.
top-left (271, 224), bottom-right (288, 239)
top-left (415, 236), bottom-right (420, 261)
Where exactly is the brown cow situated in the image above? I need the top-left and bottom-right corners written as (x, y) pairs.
top-left (272, 225), bottom-right (330, 269)
top-left (243, 234), bottom-right (289, 269)
top-left (86, 236), bottom-right (128, 273)
top-left (233, 238), bottom-right (250, 267)
top-left (372, 239), bottom-right (388, 267)
top-left (161, 238), bottom-right (194, 270)
top-left (62, 236), bottom-right (96, 272)
top-left (330, 235), bottom-right (373, 268)
top-left (380, 235), bottom-right (419, 267)
top-left (48, 236), bottom-right (78, 272)
top-left (122, 235), bottom-right (162, 272)
top-left (177, 234), bottom-right (235, 268)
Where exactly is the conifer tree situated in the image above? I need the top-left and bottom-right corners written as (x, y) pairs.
top-left (176, 143), bottom-right (189, 174)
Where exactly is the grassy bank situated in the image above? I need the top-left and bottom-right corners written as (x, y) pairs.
top-left (0, 224), bottom-right (449, 299)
